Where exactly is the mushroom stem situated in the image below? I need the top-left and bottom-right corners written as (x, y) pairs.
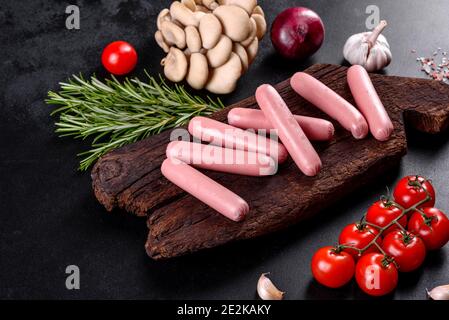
top-left (367, 20), bottom-right (387, 48)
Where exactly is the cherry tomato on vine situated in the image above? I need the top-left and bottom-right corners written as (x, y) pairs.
top-left (355, 253), bottom-right (398, 297)
top-left (381, 231), bottom-right (426, 272)
top-left (408, 208), bottom-right (449, 251)
top-left (311, 246), bottom-right (355, 288)
top-left (366, 200), bottom-right (407, 235)
top-left (339, 223), bottom-right (381, 260)
top-left (101, 41), bottom-right (138, 75)
top-left (393, 175), bottom-right (435, 210)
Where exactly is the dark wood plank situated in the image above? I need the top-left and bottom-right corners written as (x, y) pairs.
top-left (91, 64), bottom-right (449, 259)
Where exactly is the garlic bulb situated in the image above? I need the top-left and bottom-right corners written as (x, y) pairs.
top-left (343, 20), bottom-right (392, 72)
top-left (257, 273), bottom-right (285, 300)
top-left (427, 284), bottom-right (449, 300)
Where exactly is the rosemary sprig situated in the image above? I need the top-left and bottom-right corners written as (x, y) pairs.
top-left (46, 71), bottom-right (224, 171)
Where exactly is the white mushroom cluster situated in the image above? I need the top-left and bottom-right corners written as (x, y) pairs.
top-left (155, 0), bottom-right (267, 94)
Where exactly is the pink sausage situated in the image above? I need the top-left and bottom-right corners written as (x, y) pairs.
top-left (290, 72), bottom-right (369, 140)
top-left (255, 84), bottom-right (322, 177)
top-left (166, 141), bottom-right (277, 176)
top-left (227, 108), bottom-right (335, 141)
top-left (188, 116), bottom-right (289, 164)
top-left (347, 65), bottom-right (394, 141)
top-left (161, 158), bottom-right (249, 222)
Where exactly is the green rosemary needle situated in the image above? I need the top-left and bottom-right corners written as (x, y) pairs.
top-left (46, 71), bottom-right (224, 171)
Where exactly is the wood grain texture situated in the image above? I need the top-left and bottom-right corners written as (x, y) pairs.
top-left (91, 64), bottom-right (449, 259)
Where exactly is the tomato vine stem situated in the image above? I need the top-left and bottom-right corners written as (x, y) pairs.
top-left (337, 179), bottom-right (433, 265)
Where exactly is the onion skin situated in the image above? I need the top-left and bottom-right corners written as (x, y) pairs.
top-left (271, 7), bottom-right (325, 60)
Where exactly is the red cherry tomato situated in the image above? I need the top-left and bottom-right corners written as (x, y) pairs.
top-left (101, 41), bottom-right (138, 75)
top-left (393, 175), bottom-right (435, 210)
top-left (338, 223), bottom-right (381, 260)
top-left (366, 200), bottom-right (407, 235)
top-left (311, 246), bottom-right (355, 288)
top-left (381, 231), bottom-right (426, 272)
top-left (408, 208), bottom-right (449, 250)
top-left (355, 253), bottom-right (398, 297)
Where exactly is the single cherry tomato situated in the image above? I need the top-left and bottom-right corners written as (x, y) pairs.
top-left (408, 208), bottom-right (449, 251)
top-left (311, 246), bottom-right (355, 288)
top-left (366, 200), bottom-right (407, 235)
top-left (339, 223), bottom-right (381, 260)
top-left (355, 253), bottom-right (398, 297)
top-left (101, 41), bottom-right (138, 75)
top-left (381, 231), bottom-right (426, 272)
top-left (393, 175), bottom-right (435, 210)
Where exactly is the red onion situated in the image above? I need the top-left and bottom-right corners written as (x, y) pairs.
top-left (271, 7), bottom-right (325, 60)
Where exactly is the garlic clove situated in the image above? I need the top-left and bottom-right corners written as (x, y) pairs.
top-left (257, 273), bottom-right (285, 301)
top-left (427, 284), bottom-right (449, 300)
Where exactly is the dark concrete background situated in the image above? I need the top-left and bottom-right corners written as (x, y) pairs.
top-left (1, 0), bottom-right (448, 299)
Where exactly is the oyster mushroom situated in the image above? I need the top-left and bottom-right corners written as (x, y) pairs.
top-left (181, 0), bottom-right (197, 11)
top-left (157, 8), bottom-right (171, 30)
top-left (155, 30), bottom-right (170, 53)
top-left (193, 11), bottom-right (206, 24)
top-left (213, 5), bottom-right (251, 42)
top-left (199, 13), bottom-right (222, 49)
top-left (160, 20), bottom-right (186, 49)
top-left (195, 5), bottom-right (209, 13)
top-left (233, 43), bottom-right (249, 72)
top-left (206, 34), bottom-right (233, 68)
top-left (187, 53), bottom-right (209, 89)
top-left (253, 5), bottom-right (264, 17)
top-left (162, 47), bottom-right (188, 82)
top-left (252, 13), bottom-right (266, 40)
top-left (240, 17), bottom-right (257, 47)
top-left (202, 0), bottom-right (219, 10)
top-left (246, 37), bottom-right (258, 64)
top-left (206, 52), bottom-right (243, 94)
top-left (217, 0), bottom-right (257, 15)
top-left (170, 1), bottom-right (198, 26)
top-left (185, 26), bottom-right (202, 52)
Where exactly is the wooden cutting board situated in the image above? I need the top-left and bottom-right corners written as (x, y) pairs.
top-left (91, 64), bottom-right (449, 260)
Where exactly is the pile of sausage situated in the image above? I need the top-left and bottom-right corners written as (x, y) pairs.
top-left (161, 65), bottom-right (394, 222)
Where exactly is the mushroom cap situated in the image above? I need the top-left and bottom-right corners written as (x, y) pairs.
top-left (246, 37), bottom-right (258, 64)
top-left (233, 43), bottom-right (249, 73)
top-left (187, 53), bottom-right (209, 90)
top-left (206, 52), bottom-right (243, 94)
top-left (213, 5), bottom-right (251, 42)
top-left (163, 47), bottom-right (188, 82)
top-left (240, 17), bottom-right (257, 47)
top-left (157, 8), bottom-right (171, 30)
top-left (185, 26), bottom-right (202, 52)
top-left (252, 5), bottom-right (264, 17)
top-left (160, 20), bottom-right (186, 49)
top-left (199, 13), bottom-right (222, 49)
top-left (252, 13), bottom-right (266, 40)
top-left (181, 0), bottom-right (197, 11)
top-left (206, 34), bottom-right (233, 68)
top-left (217, 0), bottom-right (257, 15)
top-left (202, 0), bottom-right (219, 10)
top-left (170, 1), bottom-right (199, 27)
top-left (155, 30), bottom-right (170, 53)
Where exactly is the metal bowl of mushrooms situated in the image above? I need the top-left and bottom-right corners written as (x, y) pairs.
top-left (155, 0), bottom-right (267, 94)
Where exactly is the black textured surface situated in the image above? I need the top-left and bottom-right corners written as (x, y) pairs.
top-left (1, 0), bottom-right (449, 300)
